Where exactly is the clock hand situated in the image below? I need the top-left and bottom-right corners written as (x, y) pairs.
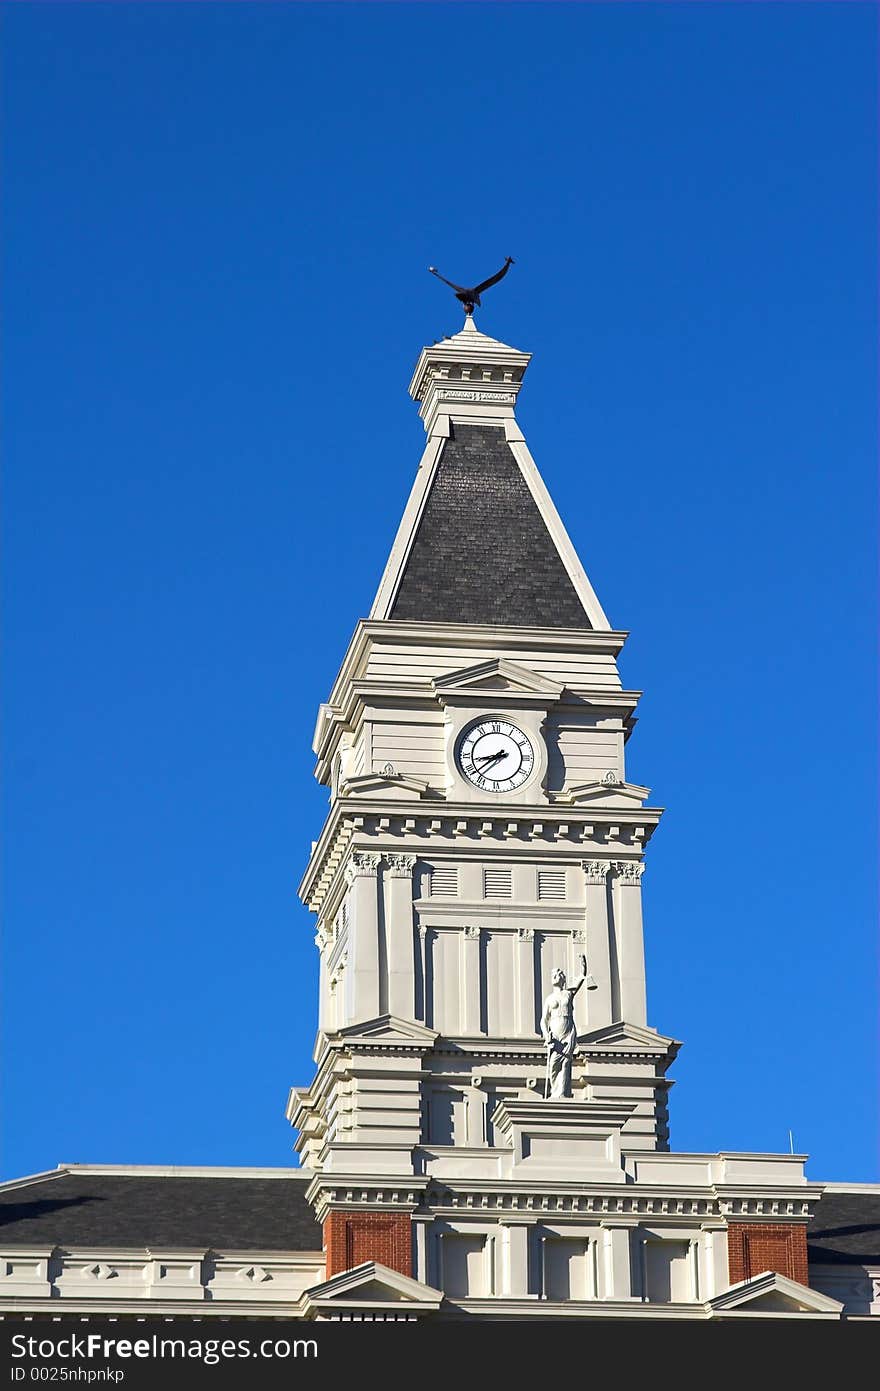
top-left (475, 750), bottom-right (507, 769)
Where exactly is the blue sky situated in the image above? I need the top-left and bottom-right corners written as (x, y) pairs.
top-left (2, 2), bottom-right (877, 1183)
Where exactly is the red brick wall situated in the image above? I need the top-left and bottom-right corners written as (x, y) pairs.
top-left (727, 1222), bottom-right (809, 1286)
top-left (324, 1211), bottom-right (412, 1279)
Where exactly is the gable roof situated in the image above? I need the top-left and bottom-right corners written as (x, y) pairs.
top-left (388, 424), bottom-right (592, 630)
top-left (0, 1167), bottom-right (321, 1252)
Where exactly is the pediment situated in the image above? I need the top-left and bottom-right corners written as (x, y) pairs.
top-left (582, 1021), bottom-right (681, 1058)
top-left (707, 1272), bottom-right (843, 1317)
top-left (301, 1261), bottom-right (443, 1314)
top-left (340, 772), bottom-right (436, 801)
top-left (552, 779), bottom-right (650, 808)
top-left (332, 1014), bottom-right (439, 1046)
top-left (433, 658), bottom-right (563, 703)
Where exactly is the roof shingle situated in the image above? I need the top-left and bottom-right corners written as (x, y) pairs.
top-left (0, 1172), bottom-right (321, 1252)
top-left (390, 423), bottom-right (590, 629)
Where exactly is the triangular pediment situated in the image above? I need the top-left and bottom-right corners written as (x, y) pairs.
top-left (433, 658), bottom-right (563, 702)
top-left (582, 1021), bottom-right (681, 1059)
top-left (301, 1261), bottom-right (443, 1314)
top-left (332, 1014), bottom-right (439, 1046)
top-left (340, 771), bottom-right (437, 801)
top-left (553, 779), bottom-right (651, 808)
top-left (707, 1271), bottom-right (843, 1317)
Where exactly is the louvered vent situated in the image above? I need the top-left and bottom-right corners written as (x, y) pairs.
top-left (430, 865), bottom-right (458, 897)
top-left (483, 868), bottom-right (513, 899)
top-left (537, 870), bottom-right (566, 901)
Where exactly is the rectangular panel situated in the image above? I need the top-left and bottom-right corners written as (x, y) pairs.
top-left (546, 725), bottom-right (621, 788)
top-left (523, 1135), bottom-right (610, 1167)
top-left (428, 1089), bottom-right (467, 1145)
top-left (483, 930), bottom-right (516, 1037)
top-left (544, 1239), bottom-right (593, 1301)
top-left (427, 929), bottom-right (461, 1034)
top-left (744, 1233), bottom-right (791, 1281)
top-left (644, 1241), bottom-right (692, 1303)
top-left (443, 1235), bottom-right (487, 1298)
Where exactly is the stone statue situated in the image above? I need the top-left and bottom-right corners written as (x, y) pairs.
top-left (541, 955), bottom-right (596, 1099)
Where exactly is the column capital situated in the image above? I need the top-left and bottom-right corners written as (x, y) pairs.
top-left (384, 852), bottom-right (417, 877)
top-left (345, 851), bottom-right (382, 883)
top-left (329, 951), bottom-right (347, 991)
top-left (517, 926), bottom-right (535, 942)
top-left (464, 924), bottom-right (481, 940)
top-left (613, 860), bottom-right (645, 884)
top-left (582, 859), bottom-right (611, 884)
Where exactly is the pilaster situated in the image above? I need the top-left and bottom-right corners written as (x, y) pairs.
top-left (344, 852), bottom-right (382, 1023)
top-left (612, 860), bottom-right (647, 1025)
top-left (315, 923), bottom-right (332, 1034)
top-left (499, 1220), bottom-right (531, 1297)
top-left (601, 1224), bottom-right (634, 1300)
top-left (515, 927), bottom-right (536, 1035)
top-left (582, 860), bottom-right (613, 1030)
top-left (461, 926), bottom-right (481, 1034)
top-left (384, 853), bottom-right (417, 1020)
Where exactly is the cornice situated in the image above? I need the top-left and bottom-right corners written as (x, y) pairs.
top-left (299, 807), bottom-right (661, 912)
top-left (0, 1298), bottom-right (317, 1318)
top-left (3, 1164), bottom-right (305, 1185)
top-left (323, 621), bottom-right (630, 719)
top-left (297, 1177), bottom-right (821, 1224)
top-left (306, 1174), bottom-right (429, 1221)
top-left (445, 1296), bottom-right (705, 1321)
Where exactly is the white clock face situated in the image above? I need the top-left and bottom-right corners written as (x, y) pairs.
top-left (458, 718), bottom-right (536, 793)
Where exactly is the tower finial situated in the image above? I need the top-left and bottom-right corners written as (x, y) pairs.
top-left (427, 256), bottom-right (515, 316)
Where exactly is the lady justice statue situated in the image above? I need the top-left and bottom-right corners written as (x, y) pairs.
top-left (541, 955), bottom-right (598, 1099)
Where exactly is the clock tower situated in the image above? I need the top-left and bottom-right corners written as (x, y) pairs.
top-left (289, 312), bottom-right (689, 1295)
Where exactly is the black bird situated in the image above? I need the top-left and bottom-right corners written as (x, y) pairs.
top-left (428, 257), bottom-right (515, 315)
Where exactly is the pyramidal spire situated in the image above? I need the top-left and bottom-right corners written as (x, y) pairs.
top-left (369, 319), bottom-right (609, 631)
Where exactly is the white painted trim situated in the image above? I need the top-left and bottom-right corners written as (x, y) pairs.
top-left (0, 1299), bottom-right (314, 1318)
top-left (814, 1182), bottom-right (880, 1193)
top-left (707, 1270), bottom-right (844, 1315)
top-left (302, 1260), bottom-right (442, 1305)
top-left (0, 1169), bottom-right (67, 1193)
top-left (507, 438), bottom-right (610, 631)
top-left (369, 434), bottom-right (446, 620)
top-left (40, 1165), bottom-right (305, 1181)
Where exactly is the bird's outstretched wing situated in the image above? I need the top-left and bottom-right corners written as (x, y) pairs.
top-left (428, 267), bottom-right (468, 293)
top-left (472, 257), bottom-right (514, 296)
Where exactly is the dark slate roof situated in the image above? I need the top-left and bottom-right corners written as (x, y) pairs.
top-left (0, 1171), bottom-right (321, 1252)
top-left (390, 423), bottom-right (591, 629)
top-left (808, 1190), bottom-right (880, 1265)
